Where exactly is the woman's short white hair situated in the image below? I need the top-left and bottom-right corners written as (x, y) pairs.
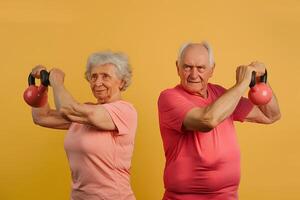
top-left (177, 41), bottom-right (215, 67)
top-left (85, 51), bottom-right (132, 91)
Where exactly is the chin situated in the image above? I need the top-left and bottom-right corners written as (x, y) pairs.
top-left (93, 94), bottom-right (105, 101)
top-left (189, 89), bottom-right (201, 94)
top-left (183, 87), bottom-right (198, 94)
top-left (97, 99), bottom-right (107, 104)
top-left (186, 84), bottom-right (202, 90)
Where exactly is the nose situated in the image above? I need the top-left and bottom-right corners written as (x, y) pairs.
top-left (94, 77), bottom-right (104, 86)
top-left (190, 66), bottom-right (199, 79)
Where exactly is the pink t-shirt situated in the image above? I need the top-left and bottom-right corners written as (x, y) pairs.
top-left (64, 100), bottom-right (137, 200)
top-left (158, 83), bottom-right (253, 200)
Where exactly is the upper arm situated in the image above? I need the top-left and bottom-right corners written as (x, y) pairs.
top-left (32, 108), bottom-right (71, 130)
top-left (183, 84), bottom-right (229, 132)
top-left (158, 90), bottom-right (212, 133)
top-left (62, 103), bottom-right (116, 131)
top-left (234, 97), bottom-right (276, 124)
top-left (88, 105), bottom-right (117, 130)
top-left (244, 106), bottom-right (275, 124)
top-left (183, 107), bottom-right (214, 132)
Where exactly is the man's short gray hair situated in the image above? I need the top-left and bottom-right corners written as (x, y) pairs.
top-left (85, 51), bottom-right (132, 91)
top-left (177, 41), bottom-right (215, 67)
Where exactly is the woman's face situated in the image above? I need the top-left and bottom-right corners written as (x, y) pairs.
top-left (89, 63), bottom-right (124, 103)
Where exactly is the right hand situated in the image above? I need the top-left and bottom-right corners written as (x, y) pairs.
top-left (249, 61), bottom-right (266, 76)
top-left (235, 65), bottom-right (255, 87)
top-left (31, 65), bottom-right (47, 79)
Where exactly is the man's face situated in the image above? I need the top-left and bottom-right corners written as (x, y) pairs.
top-left (177, 45), bottom-right (214, 97)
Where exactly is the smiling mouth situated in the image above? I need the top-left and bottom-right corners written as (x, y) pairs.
top-left (187, 80), bottom-right (201, 83)
top-left (95, 90), bottom-right (106, 93)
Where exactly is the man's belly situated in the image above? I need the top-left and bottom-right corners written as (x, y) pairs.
top-left (164, 154), bottom-right (240, 194)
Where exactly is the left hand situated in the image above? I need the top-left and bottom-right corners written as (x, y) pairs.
top-left (248, 61), bottom-right (266, 76)
top-left (49, 68), bottom-right (65, 86)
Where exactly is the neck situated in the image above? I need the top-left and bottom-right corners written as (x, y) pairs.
top-left (194, 89), bottom-right (208, 98)
top-left (181, 84), bottom-right (209, 98)
top-left (198, 87), bottom-right (208, 98)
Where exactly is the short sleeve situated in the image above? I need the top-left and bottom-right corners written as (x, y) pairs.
top-left (232, 97), bottom-right (254, 122)
top-left (158, 89), bottom-right (195, 132)
top-left (102, 101), bottom-right (137, 135)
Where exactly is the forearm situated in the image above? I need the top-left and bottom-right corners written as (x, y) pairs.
top-left (257, 83), bottom-right (281, 122)
top-left (31, 102), bottom-right (71, 129)
top-left (51, 84), bottom-right (78, 112)
top-left (185, 82), bottom-right (249, 131)
top-left (205, 82), bottom-right (249, 126)
top-left (50, 85), bottom-right (113, 128)
top-left (31, 103), bottom-right (51, 122)
top-left (52, 85), bottom-right (89, 124)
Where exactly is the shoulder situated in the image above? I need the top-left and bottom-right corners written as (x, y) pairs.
top-left (83, 101), bottom-right (136, 113)
top-left (103, 100), bottom-right (136, 112)
top-left (208, 83), bottom-right (227, 96)
top-left (108, 100), bottom-right (135, 108)
top-left (158, 85), bottom-right (195, 113)
top-left (101, 100), bottom-right (137, 129)
top-left (158, 85), bottom-right (184, 102)
top-left (208, 83), bottom-right (226, 91)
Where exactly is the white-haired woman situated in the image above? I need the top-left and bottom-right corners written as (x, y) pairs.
top-left (31, 51), bottom-right (137, 200)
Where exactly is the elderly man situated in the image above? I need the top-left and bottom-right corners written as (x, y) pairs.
top-left (158, 42), bottom-right (280, 200)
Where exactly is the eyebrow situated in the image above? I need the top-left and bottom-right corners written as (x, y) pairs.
top-left (91, 72), bottom-right (111, 76)
top-left (183, 64), bottom-right (206, 68)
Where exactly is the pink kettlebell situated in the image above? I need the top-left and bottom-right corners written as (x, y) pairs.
top-left (248, 70), bottom-right (272, 105)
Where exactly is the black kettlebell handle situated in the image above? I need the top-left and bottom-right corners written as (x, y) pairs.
top-left (249, 70), bottom-right (267, 88)
top-left (28, 70), bottom-right (50, 87)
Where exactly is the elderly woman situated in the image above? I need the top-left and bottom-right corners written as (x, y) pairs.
top-left (31, 51), bottom-right (137, 200)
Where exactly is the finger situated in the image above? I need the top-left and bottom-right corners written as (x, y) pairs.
top-left (31, 65), bottom-right (47, 78)
top-left (32, 65), bottom-right (46, 72)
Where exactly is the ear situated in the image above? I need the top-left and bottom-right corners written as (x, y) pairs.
top-left (87, 77), bottom-right (93, 85)
top-left (176, 61), bottom-right (180, 75)
top-left (209, 63), bottom-right (215, 78)
top-left (119, 80), bottom-right (125, 90)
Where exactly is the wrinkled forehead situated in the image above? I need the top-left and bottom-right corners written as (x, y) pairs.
top-left (182, 45), bottom-right (209, 65)
top-left (90, 63), bottom-right (117, 74)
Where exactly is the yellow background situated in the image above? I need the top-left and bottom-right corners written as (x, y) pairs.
top-left (0, 0), bottom-right (299, 199)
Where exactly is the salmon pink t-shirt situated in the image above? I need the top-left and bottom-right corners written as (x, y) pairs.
top-left (64, 100), bottom-right (137, 200)
top-left (158, 84), bottom-right (253, 200)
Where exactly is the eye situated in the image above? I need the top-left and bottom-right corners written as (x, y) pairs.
top-left (183, 64), bottom-right (192, 71)
top-left (102, 73), bottom-right (111, 80)
top-left (197, 66), bottom-right (206, 72)
top-left (90, 74), bottom-right (98, 82)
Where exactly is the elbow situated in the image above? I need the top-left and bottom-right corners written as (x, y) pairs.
top-left (58, 103), bottom-right (78, 116)
top-left (196, 122), bottom-right (216, 133)
top-left (269, 112), bottom-right (281, 124)
top-left (274, 112), bottom-right (281, 122)
top-left (32, 115), bottom-right (47, 127)
top-left (32, 112), bottom-right (43, 126)
top-left (185, 107), bottom-right (219, 132)
top-left (197, 116), bottom-right (218, 132)
top-left (58, 107), bottom-right (68, 116)
top-left (58, 107), bottom-right (72, 121)
top-left (32, 117), bottom-right (40, 126)
top-left (262, 111), bottom-right (281, 124)
top-left (204, 108), bottom-right (220, 129)
top-left (199, 125), bottom-right (214, 132)
top-left (204, 119), bottom-right (218, 132)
